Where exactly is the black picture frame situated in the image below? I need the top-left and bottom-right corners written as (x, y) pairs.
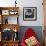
top-left (23, 7), bottom-right (37, 21)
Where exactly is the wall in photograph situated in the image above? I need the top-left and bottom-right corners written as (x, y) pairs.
top-left (0, 0), bottom-right (44, 26)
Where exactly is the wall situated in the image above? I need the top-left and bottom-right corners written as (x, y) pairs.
top-left (18, 0), bottom-right (44, 26)
top-left (0, 0), bottom-right (44, 26)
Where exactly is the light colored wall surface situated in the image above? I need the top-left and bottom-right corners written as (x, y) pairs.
top-left (0, 0), bottom-right (44, 26)
top-left (18, 0), bottom-right (44, 26)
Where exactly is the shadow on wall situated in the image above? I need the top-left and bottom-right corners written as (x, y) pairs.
top-left (18, 26), bottom-right (44, 44)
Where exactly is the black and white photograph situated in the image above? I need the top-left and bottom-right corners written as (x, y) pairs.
top-left (23, 7), bottom-right (37, 21)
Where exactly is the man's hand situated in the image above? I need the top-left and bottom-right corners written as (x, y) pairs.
top-left (25, 36), bottom-right (38, 46)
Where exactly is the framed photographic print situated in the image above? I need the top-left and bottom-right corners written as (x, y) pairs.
top-left (9, 9), bottom-right (18, 15)
top-left (23, 7), bottom-right (37, 21)
top-left (2, 10), bottom-right (9, 15)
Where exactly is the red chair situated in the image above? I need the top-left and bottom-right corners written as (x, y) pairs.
top-left (21, 28), bottom-right (41, 46)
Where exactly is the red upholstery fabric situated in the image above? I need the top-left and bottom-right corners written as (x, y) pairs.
top-left (21, 28), bottom-right (41, 46)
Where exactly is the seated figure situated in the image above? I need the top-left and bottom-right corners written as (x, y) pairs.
top-left (21, 28), bottom-right (41, 46)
